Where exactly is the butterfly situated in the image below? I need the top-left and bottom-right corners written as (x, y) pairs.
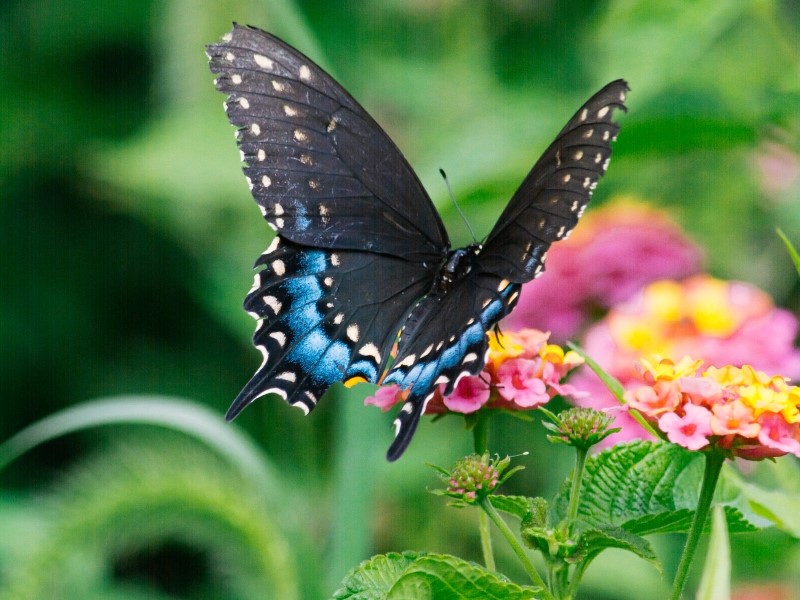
top-left (207, 24), bottom-right (628, 461)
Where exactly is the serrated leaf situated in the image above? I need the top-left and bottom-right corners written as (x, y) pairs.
top-left (576, 526), bottom-right (660, 572)
top-left (489, 495), bottom-right (536, 520)
top-left (334, 552), bottom-right (545, 600)
top-left (552, 441), bottom-right (759, 535)
top-left (388, 554), bottom-right (545, 600)
top-left (333, 552), bottom-right (422, 599)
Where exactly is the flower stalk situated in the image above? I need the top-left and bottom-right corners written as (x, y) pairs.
top-left (479, 495), bottom-right (551, 597)
top-left (669, 449), bottom-right (725, 600)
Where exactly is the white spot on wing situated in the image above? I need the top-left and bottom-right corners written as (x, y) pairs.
top-left (358, 343), bottom-right (381, 363)
top-left (262, 175), bottom-right (272, 188)
top-left (253, 53), bottom-right (273, 69)
top-left (225, 51), bottom-right (235, 62)
top-left (238, 97), bottom-right (250, 109)
top-left (398, 354), bottom-right (416, 368)
top-left (257, 345), bottom-right (269, 370)
top-left (263, 295), bottom-right (281, 314)
top-left (277, 371), bottom-right (297, 382)
top-left (347, 324), bottom-right (360, 342)
top-left (573, 150), bottom-right (583, 160)
top-left (292, 401), bottom-right (310, 415)
top-left (272, 259), bottom-right (286, 276)
top-left (250, 123), bottom-right (261, 136)
top-left (231, 74), bottom-right (242, 84)
top-left (597, 106), bottom-right (610, 118)
top-left (284, 105), bottom-right (297, 117)
top-left (274, 203), bottom-right (284, 215)
top-left (299, 65), bottom-right (311, 80)
top-left (323, 276), bottom-right (333, 286)
top-left (580, 108), bottom-right (588, 121)
top-left (272, 80), bottom-right (286, 92)
top-left (275, 217), bottom-right (285, 229)
top-left (265, 237), bottom-right (280, 254)
top-left (249, 273), bottom-right (262, 294)
top-left (294, 129), bottom-right (307, 142)
top-left (420, 344), bottom-right (433, 358)
top-left (269, 331), bottom-right (287, 346)
top-left (330, 253), bottom-right (340, 266)
top-left (257, 149), bottom-right (266, 161)
top-left (462, 352), bottom-right (478, 363)
top-left (333, 313), bottom-right (344, 325)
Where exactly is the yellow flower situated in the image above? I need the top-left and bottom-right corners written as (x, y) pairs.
top-left (487, 331), bottom-right (524, 366)
top-left (639, 355), bottom-right (703, 381)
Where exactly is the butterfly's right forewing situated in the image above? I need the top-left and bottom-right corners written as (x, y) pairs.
top-left (207, 24), bottom-right (449, 260)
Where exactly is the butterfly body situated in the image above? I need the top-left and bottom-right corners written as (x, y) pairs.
top-left (207, 24), bottom-right (627, 460)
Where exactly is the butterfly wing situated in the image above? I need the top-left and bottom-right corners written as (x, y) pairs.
top-left (478, 80), bottom-right (629, 281)
top-left (207, 25), bottom-right (450, 418)
top-left (383, 273), bottom-right (521, 460)
top-left (207, 24), bottom-right (448, 259)
top-left (382, 81), bottom-right (628, 460)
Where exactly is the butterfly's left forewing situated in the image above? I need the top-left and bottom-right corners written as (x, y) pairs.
top-left (478, 80), bottom-right (629, 282)
top-left (382, 81), bottom-right (628, 460)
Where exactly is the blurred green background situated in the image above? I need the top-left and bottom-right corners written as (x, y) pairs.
top-left (1, 0), bottom-right (799, 598)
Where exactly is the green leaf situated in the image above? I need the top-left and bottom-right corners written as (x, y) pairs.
top-left (576, 526), bottom-right (659, 572)
top-left (0, 395), bottom-right (277, 490)
top-left (551, 441), bottom-right (759, 535)
top-left (333, 552), bottom-right (545, 600)
top-left (489, 495), bottom-right (537, 520)
top-left (777, 228), bottom-right (800, 277)
top-left (734, 479), bottom-right (800, 538)
top-left (696, 506), bottom-right (731, 600)
top-left (333, 552), bottom-right (422, 599)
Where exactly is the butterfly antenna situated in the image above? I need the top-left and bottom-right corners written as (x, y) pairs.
top-left (439, 168), bottom-right (477, 243)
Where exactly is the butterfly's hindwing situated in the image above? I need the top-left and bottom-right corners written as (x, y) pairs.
top-left (229, 237), bottom-right (434, 419)
top-left (478, 80), bottom-right (629, 283)
top-left (383, 273), bottom-right (521, 460)
top-left (207, 25), bottom-right (449, 259)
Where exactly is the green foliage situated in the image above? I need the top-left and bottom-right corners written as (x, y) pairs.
top-left (551, 441), bottom-right (758, 535)
top-left (333, 552), bottom-right (544, 600)
top-left (1, 437), bottom-right (301, 599)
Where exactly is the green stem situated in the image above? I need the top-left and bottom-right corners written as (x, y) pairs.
top-left (479, 510), bottom-right (496, 572)
top-left (669, 450), bottom-right (725, 600)
top-left (473, 412), bottom-right (490, 455)
top-left (566, 447), bottom-right (588, 527)
top-left (479, 496), bottom-right (552, 598)
top-left (472, 412), bottom-right (496, 570)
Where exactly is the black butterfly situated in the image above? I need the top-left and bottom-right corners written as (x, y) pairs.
top-left (207, 24), bottom-right (627, 461)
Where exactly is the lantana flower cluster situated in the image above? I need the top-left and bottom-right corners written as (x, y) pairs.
top-left (365, 329), bottom-right (585, 415)
top-left (572, 274), bottom-right (800, 445)
top-left (625, 356), bottom-right (800, 459)
top-left (503, 198), bottom-right (703, 342)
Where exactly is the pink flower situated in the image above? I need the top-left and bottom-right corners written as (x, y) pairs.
top-left (626, 380), bottom-right (682, 416)
top-left (496, 359), bottom-right (550, 408)
top-left (710, 400), bottom-right (759, 438)
top-left (364, 329), bottom-right (586, 418)
top-left (503, 198), bottom-right (703, 342)
top-left (442, 372), bottom-right (491, 413)
top-left (572, 275), bottom-right (800, 446)
top-left (364, 384), bottom-right (403, 411)
top-left (624, 357), bottom-right (800, 459)
top-left (657, 403), bottom-right (713, 451)
top-left (757, 413), bottom-right (800, 456)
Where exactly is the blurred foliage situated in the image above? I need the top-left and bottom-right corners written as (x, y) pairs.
top-left (1, 0), bottom-right (799, 598)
